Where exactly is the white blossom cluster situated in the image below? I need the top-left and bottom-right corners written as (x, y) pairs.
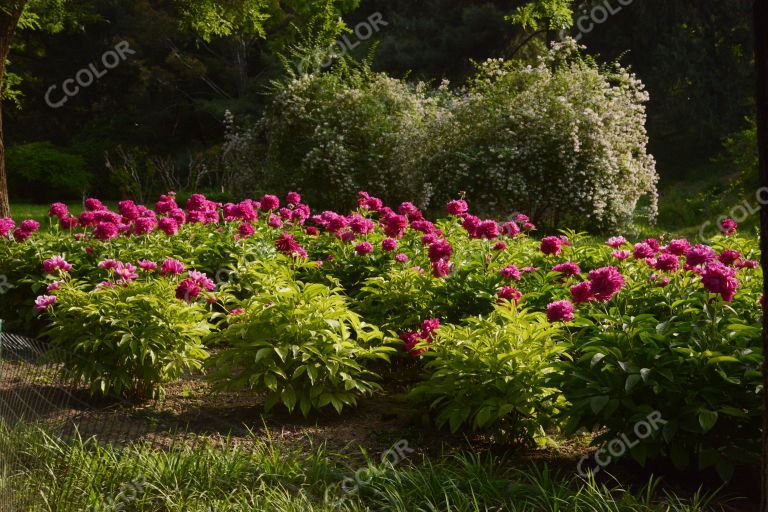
top-left (419, 39), bottom-right (658, 230)
top-left (246, 40), bottom-right (657, 229)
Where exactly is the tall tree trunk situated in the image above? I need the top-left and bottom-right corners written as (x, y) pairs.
top-left (0, 3), bottom-right (25, 218)
top-left (756, 0), bottom-right (768, 510)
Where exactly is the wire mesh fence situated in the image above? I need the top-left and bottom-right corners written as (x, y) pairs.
top-left (0, 322), bottom-right (253, 511)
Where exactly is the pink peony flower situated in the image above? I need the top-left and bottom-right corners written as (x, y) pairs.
top-left (606, 236), bottom-right (627, 248)
top-left (410, 219), bottom-right (436, 234)
top-left (48, 203), bottom-right (68, 219)
top-left (446, 199), bottom-right (469, 216)
top-left (633, 242), bottom-right (655, 259)
top-left (501, 221), bottom-right (520, 237)
top-left (611, 250), bottom-right (630, 260)
top-left (497, 286), bottom-right (522, 303)
top-left (132, 217), bottom-right (157, 235)
top-left (305, 226), bottom-right (319, 236)
top-left (238, 223), bottom-right (255, 238)
top-left (115, 263), bottom-right (139, 282)
top-left (0, 218), bottom-right (16, 237)
top-left (546, 300), bottom-right (575, 323)
top-left (540, 236), bottom-right (562, 256)
top-left (60, 216), bottom-right (78, 230)
top-left (653, 253), bottom-right (680, 272)
top-left (500, 264), bottom-right (521, 280)
top-left (357, 191), bottom-right (383, 211)
top-left (395, 253), bottom-right (409, 263)
top-left (720, 218), bottom-right (737, 235)
top-left (42, 256), bottom-right (72, 274)
top-left (515, 214), bottom-right (529, 223)
top-left (355, 242), bottom-right (374, 255)
top-left (462, 215), bottom-right (481, 237)
top-left (286, 192), bottom-right (302, 205)
top-left (20, 219), bottom-right (41, 233)
top-left (118, 200), bottom-right (139, 221)
top-left (476, 220), bottom-right (499, 240)
top-left (493, 241), bottom-right (508, 251)
top-left (522, 222), bottom-right (536, 231)
top-left (188, 270), bottom-right (216, 291)
top-left (84, 198), bottom-right (106, 211)
top-left (587, 266), bottom-right (625, 301)
top-left (642, 238), bottom-right (660, 252)
top-left (348, 214), bottom-right (375, 234)
top-left (718, 249), bottom-right (741, 265)
top-left (384, 215), bottom-right (408, 238)
top-left (428, 239), bottom-right (453, 262)
top-left (685, 244), bottom-right (717, 266)
top-left (735, 259), bottom-right (759, 269)
top-left (652, 274), bottom-right (670, 287)
top-left (340, 231), bottom-right (356, 243)
top-left (138, 260), bottom-right (157, 271)
top-left (47, 281), bottom-right (63, 292)
top-left (34, 295), bottom-right (57, 312)
top-left (570, 281), bottom-right (594, 303)
top-left (176, 279), bottom-right (201, 302)
top-left (230, 307), bottom-right (245, 316)
top-left (382, 238), bottom-right (398, 252)
top-left (701, 262), bottom-right (739, 302)
top-left (158, 217), bottom-right (179, 236)
top-left (552, 262), bottom-right (581, 276)
top-left (155, 194), bottom-right (178, 214)
top-left (666, 239), bottom-right (691, 256)
top-left (432, 259), bottom-right (451, 278)
top-left (93, 222), bottom-right (119, 241)
top-left (421, 234), bottom-right (438, 246)
top-left (259, 194), bottom-right (280, 211)
top-left (267, 214), bottom-right (282, 228)
top-left (161, 258), bottom-right (185, 276)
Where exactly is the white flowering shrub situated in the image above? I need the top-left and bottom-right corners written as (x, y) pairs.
top-left (256, 67), bottom-right (442, 210)
top-left (419, 40), bottom-right (658, 230)
top-left (252, 41), bottom-right (657, 230)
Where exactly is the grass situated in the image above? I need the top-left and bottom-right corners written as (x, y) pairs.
top-left (0, 425), bottom-right (737, 512)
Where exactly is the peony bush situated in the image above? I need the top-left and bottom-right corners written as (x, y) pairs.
top-left (0, 191), bottom-right (761, 478)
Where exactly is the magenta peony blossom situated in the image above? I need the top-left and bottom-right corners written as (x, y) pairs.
top-left (432, 259), bottom-right (451, 278)
top-left (34, 295), bottom-right (57, 312)
top-left (720, 218), bottom-right (737, 235)
top-left (286, 191), bottom-right (302, 205)
top-left (546, 300), bottom-right (575, 323)
top-left (718, 249), bottom-right (741, 265)
top-left (552, 262), bottom-right (581, 276)
top-left (20, 219), bottom-right (40, 233)
top-left (410, 219), bottom-right (436, 234)
top-left (355, 242), bottom-right (374, 255)
top-left (500, 264), bottom-right (521, 280)
top-left (428, 239), bottom-right (452, 262)
top-left (606, 236), bottom-right (627, 248)
top-left (384, 215), bottom-right (408, 238)
top-left (176, 279), bottom-right (201, 302)
top-left (498, 286), bottom-right (522, 303)
top-left (382, 238), bottom-right (398, 252)
top-left (652, 274), bottom-right (670, 287)
top-left (158, 217), bottom-right (179, 236)
top-left (685, 244), bottom-right (717, 266)
top-left (522, 222), bottom-right (536, 231)
top-left (395, 253), bottom-right (409, 263)
top-left (188, 270), bottom-right (216, 291)
top-left (0, 218), bottom-right (16, 237)
top-left (155, 194), bottom-right (178, 214)
top-left (540, 236), bottom-right (562, 256)
top-left (587, 266), bottom-right (625, 301)
top-left (275, 233), bottom-right (301, 254)
top-left (305, 226), bottom-right (319, 236)
top-left (161, 258), bottom-right (185, 276)
top-left (267, 214), bottom-right (282, 228)
top-left (115, 263), bottom-right (139, 282)
top-left (501, 221), bottom-right (520, 237)
top-left (42, 256), bottom-right (72, 274)
top-left (132, 217), bottom-right (157, 235)
top-left (446, 199), bottom-right (469, 216)
top-left (642, 238), bottom-right (660, 252)
top-left (653, 253), bottom-right (680, 272)
top-left (93, 222), bottom-right (119, 241)
top-left (666, 239), bottom-right (691, 256)
top-left (348, 214), bottom-right (375, 234)
top-left (633, 242), bottom-right (655, 259)
top-left (735, 259), bottom-right (759, 269)
top-left (357, 191), bottom-right (383, 211)
top-left (48, 203), bottom-right (68, 219)
top-left (493, 241), bottom-right (508, 251)
top-left (118, 200), bottom-right (139, 221)
top-left (238, 223), bottom-right (255, 238)
top-left (611, 250), bottom-right (630, 260)
top-left (340, 231), bottom-right (356, 243)
top-left (47, 281), bottom-right (63, 292)
top-left (84, 198), bottom-right (106, 211)
top-left (60, 216), bottom-right (78, 230)
top-left (570, 281), bottom-right (594, 303)
top-left (476, 220), bottom-right (499, 240)
top-left (701, 262), bottom-right (739, 302)
top-left (421, 234), bottom-right (438, 246)
top-left (138, 260), bottom-right (157, 271)
top-left (259, 194), bottom-right (280, 211)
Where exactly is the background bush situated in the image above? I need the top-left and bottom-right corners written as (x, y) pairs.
top-left (6, 142), bottom-right (91, 201)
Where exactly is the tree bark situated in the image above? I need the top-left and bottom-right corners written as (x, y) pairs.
top-left (756, 0), bottom-right (768, 510)
top-left (0, 3), bottom-right (26, 218)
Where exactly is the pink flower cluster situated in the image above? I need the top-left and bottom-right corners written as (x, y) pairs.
top-left (400, 318), bottom-right (440, 357)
